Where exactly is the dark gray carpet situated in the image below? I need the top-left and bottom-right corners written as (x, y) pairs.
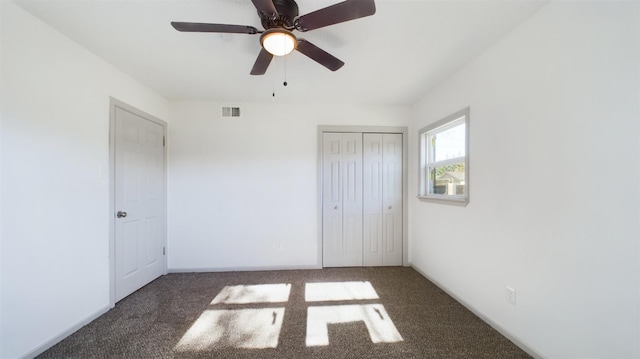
top-left (38, 267), bottom-right (531, 358)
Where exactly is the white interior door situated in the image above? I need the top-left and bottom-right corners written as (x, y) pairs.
top-left (363, 133), bottom-right (403, 266)
top-left (363, 134), bottom-right (384, 266)
top-left (322, 133), bottom-right (363, 267)
top-left (114, 106), bottom-right (165, 302)
top-left (362, 133), bottom-right (384, 266)
top-left (381, 133), bottom-right (403, 265)
top-left (323, 131), bottom-right (403, 268)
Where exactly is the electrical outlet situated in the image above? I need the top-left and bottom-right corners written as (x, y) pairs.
top-left (506, 286), bottom-right (516, 305)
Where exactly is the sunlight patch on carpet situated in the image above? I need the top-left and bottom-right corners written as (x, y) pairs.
top-left (211, 283), bottom-right (292, 304)
top-left (306, 304), bottom-right (403, 346)
top-left (305, 281), bottom-right (379, 302)
top-left (175, 308), bottom-right (286, 350)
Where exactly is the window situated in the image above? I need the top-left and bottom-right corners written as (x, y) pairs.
top-left (418, 107), bottom-right (469, 205)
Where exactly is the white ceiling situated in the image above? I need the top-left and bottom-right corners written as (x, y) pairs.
top-left (13, 0), bottom-right (548, 105)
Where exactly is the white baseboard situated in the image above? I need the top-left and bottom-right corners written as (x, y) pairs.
top-left (168, 264), bottom-right (322, 273)
top-left (410, 265), bottom-right (545, 359)
top-left (20, 305), bottom-right (111, 359)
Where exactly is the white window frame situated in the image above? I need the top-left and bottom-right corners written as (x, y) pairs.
top-left (418, 107), bottom-right (469, 205)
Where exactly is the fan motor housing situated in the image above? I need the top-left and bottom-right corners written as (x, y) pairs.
top-left (259, 0), bottom-right (299, 30)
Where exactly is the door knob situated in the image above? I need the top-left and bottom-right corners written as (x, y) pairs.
top-left (117, 211), bottom-right (127, 218)
top-left (334, 206), bottom-right (338, 210)
top-left (388, 206), bottom-right (392, 210)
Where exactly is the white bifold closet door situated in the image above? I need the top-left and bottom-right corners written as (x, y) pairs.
top-left (363, 133), bottom-right (403, 266)
top-left (322, 132), bottom-right (402, 267)
top-left (322, 133), bottom-right (363, 267)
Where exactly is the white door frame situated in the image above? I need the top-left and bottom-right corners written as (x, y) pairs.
top-left (317, 125), bottom-right (409, 267)
top-left (109, 97), bottom-right (168, 307)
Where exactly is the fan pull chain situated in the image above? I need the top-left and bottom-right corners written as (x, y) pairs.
top-left (283, 53), bottom-right (288, 87)
top-left (272, 56), bottom-right (277, 97)
top-left (271, 55), bottom-right (290, 97)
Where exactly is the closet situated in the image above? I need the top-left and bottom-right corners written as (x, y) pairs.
top-left (322, 132), bottom-right (403, 267)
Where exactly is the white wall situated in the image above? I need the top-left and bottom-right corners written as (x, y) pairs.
top-left (0, 2), bottom-right (169, 358)
top-left (167, 101), bottom-right (409, 271)
top-left (3, 0), bottom-right (638, 358)
top-left (408, 1), bottom-right (639, 358)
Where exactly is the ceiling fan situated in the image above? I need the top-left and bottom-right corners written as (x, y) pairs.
top-left (171, 0), bottom-right (376, 75)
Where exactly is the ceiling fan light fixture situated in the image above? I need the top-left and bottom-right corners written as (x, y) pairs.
top-left (261, 29), bottom-right (297, 56)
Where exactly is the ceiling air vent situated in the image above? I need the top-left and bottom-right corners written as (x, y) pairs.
top-left (221, 106), bottom-right (241, 118)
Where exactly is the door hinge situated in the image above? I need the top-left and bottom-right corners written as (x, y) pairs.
top-left (163, 136), bottom-right (166, 147)
top-left (163, 246), bottom-right (166, 255)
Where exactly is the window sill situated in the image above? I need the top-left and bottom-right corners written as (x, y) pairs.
top-left (417, 195), bottom-right (469, 207)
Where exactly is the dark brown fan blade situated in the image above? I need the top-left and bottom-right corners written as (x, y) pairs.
top-left (171, 22), bottom-right (259, 34)
top-left (295, 0), bottom-right (375, 32)
top-left (251, 0), bottom-right (278, 16)
top-left (250, 48), bottom-right (274, 75)
top-left (296, 40), bottom-right (344, 71)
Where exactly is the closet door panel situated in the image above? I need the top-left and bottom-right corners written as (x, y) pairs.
top-left (382, 134), bottom-right (403, 266)
top-left (322, 133), bottom-right (344, 267)
top-left (363, 134), bottom-right (383, 266)
top-left (322, 133), bottom-right (363, 267)
top-left (341, 133), bottom-right (363, 266)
